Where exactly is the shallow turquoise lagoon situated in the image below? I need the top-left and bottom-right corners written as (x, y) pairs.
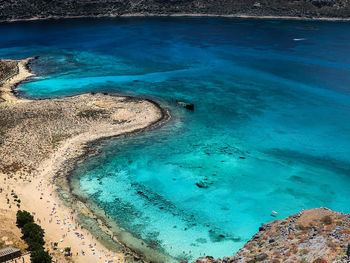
top-left (1, 17), bottom-right (350, 261)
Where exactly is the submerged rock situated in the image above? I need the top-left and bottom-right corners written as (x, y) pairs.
top-left (195, 181), bottom-right (209, 189)
top-left (185, 103), bottom-right (195, 111)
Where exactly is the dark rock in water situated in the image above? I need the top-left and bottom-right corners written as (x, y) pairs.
top-left (196, 238), bottom-right (207, 244)
top-left (137, 191), bottom-right (151, 201)
top-left (103, 92), bottom-right (108, 95)
top-left (208, 229), bottom-right (226, 242)
top-left (195, 182), bottom-right (209, 188)
top-left (147, 239), bottom-right (159, 249)
top-left (177, 101), bottom-right (194, 111)
top-left (239, 156), bottom-right (246, 159)
top-left (133, 79), bottom-right (139, 82)
top-left (185, 103), bottom-right (194, 111)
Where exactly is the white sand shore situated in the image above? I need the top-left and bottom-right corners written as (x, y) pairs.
top-left (0, 58), bottom-right (170, 262)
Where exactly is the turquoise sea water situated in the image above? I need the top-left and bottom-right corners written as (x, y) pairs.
top-left (1, 18), bottom-right (350, 261)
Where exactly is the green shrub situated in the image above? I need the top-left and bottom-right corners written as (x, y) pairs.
top-left (16, 210), bottom-right (52, 261)
top-left (22, 222), bottom-right (44, 240)
top-left (21, 222), bottom-right (45, 252)
top-left (16, 210), bottom-right (34, 228)
top-left (64, 247), bottom-right (71, 257)
top-left (26, 239), bottom-right (44, 252)
top-left (30, 249), bottom-right (52, 263)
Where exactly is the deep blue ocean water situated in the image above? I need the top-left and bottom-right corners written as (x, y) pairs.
top-left (1, 17), bottom-right (350, 261)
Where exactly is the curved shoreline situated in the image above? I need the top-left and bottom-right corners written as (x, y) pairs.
top-left (54, 99), bottom-right (174, 263)
top-left (0, 57), bottom-right (34, 102)
top-left (0, 57), bottom-right (172, 262)
top-left (1, 13), bottom-right (350, 23)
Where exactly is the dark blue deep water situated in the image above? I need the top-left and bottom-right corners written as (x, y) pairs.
top-left (1, 17), bottom-right (350, 261)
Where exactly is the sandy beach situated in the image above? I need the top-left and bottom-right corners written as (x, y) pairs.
top-left (0, 58), bottom-right (170, 262)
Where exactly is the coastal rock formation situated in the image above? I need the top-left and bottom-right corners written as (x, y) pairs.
top-left (1, 0), bottom-right (350, 21)
top-left (193, 208), bottom-right (350, 263)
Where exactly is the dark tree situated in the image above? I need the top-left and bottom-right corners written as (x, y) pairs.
top-left (16, 210), bottom-right (34, 228)
top-left (21, 222), bottom-right (45, 252)
top-left (21, 222), bottom-right (44, 240)
top-left (30, 249), bottom-right (52, 263)
top-left (26, 237), bottom-right (45, 251)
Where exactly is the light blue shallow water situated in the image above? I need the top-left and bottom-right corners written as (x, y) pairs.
top-left (1, 17), bottom-right (350, 261)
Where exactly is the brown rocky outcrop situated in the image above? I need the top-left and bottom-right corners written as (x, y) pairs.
top-left (194, 208), bottom-right (350, 263)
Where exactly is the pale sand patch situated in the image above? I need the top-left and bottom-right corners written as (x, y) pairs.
top-left (0, 58), bottom-right (170, 262)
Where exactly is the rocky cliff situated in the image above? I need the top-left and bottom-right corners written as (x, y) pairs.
top-left (1, 0), bottom-right (350, 21)
top-left (194, 208), bottom-right (350, 263)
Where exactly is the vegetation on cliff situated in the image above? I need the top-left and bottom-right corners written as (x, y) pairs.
top-left (1, 0), bottom-right (350, 21)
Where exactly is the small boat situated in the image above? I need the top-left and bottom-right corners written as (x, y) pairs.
top-left (271, 210), bottom-right (278, 217)
top-left (293, 38), bottom-right (306, 41)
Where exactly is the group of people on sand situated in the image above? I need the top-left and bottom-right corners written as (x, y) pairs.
top-left (35, 180), bottom-right (122, 262)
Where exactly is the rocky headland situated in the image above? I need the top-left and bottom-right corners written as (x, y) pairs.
top-left (1, 0), bottom-right (350, 22)
top-left (194, 208), bottom-right (350, 263)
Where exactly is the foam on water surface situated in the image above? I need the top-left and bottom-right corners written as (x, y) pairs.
top-left (1, 17), bottom-right (350, 261)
